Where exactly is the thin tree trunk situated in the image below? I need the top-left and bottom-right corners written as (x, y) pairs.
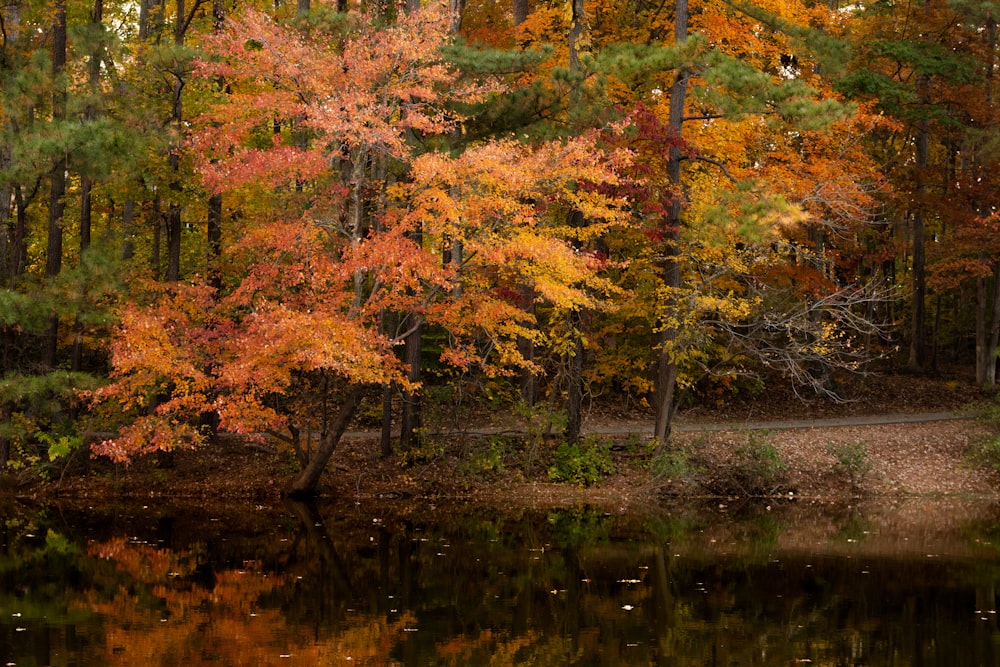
top-left (207, 0), bottom-right (225, 291)
top-left (380, 382), bottom-right (394, 457)
top-left (151, 197), bottom-right (162, 279)
top-left (565, 310), bottom-right (583, 445)
top-left (908, 131), bottom-right (928, 371)
top-left (164, 0), bottom-right (186, 282)
top-left (44, 0), bottom-right (68, 371)
top-left (987, 262), bottom-right (1000, 385)
top-left (74, 0), bottom-right (104, 374)
top-left (653, 0), bottom-right (688, 447)
top-left (567, 0), bottom-right (584, 70)
top-left (517, 299), bottom-right (536, 406)
top-left (122, 199), bottom-right (136, 260)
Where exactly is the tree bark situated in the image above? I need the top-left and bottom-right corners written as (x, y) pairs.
top-left (653, 0), bottom-right (688, 447)
top-left (977, 268), bottom-right (987, 385)
top-left (987, 262), bottom-right (1000, 386)
top-left (567, 0), bottom-right (585, 70)
top-left (285, 385), bottom-right (365, 497)
top-left (73, 0), bottom-right (104, 374)
top-left (164, 0), bottom-right (189, 283)
top-left (449, 0), bottom-right (464, 33)
top-left (43, 0), bottom-right (68, 370)
top-left (565, 310), bottom-right (583, 445)
top-left (513, 0), bottom-right (529, 26)
top-left (399, 315), bottom-right (422, 450)
top-left (908, 119), bottom-right (928, 371)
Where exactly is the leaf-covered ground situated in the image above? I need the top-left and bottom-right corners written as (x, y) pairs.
top-left (11, 370), bottom-right (1000, 508)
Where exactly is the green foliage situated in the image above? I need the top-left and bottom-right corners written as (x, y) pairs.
top-left (546, 506), bottom-right (613, 547)
top-left (547, 436), bottom-right (615, 487)
top-left (37, 431), bottom-right (83, 463)
top-left (649, 443), bottom-right (701, 482)
top-left (398, 437), bottom-right (446, 467)
top-left (724, 432), bottom-right (788, 496)
top-left (968, 434), bottom-right (1000, 471)
top-left (968, 403), bottom-right (1000, 470)
top-left (463, 436), bottom-right (517, 480)
top-left (828, 440), bottom-right (873, 487)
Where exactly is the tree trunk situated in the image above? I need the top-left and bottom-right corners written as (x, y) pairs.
top-left (908, 130), bottom-right (928, 371)
top-left (653, 0), bottom-right (688, 447)
top-left (565, 310), bottom-right (583, 445)
top-left (285, 385), bottom-right (365, 497)
top-left (976, 276), bottom-right (984, 385)
top-left (449, 0), bottom-right (464, 33)
top-left (43, 0), bottom-right (68, 371)
top-left (164, 0), bottom-right (186, 283)
top-left (987, 262), bottom-right (1000, 386)
top-left (73, 0), bottom-right (104, 374)
top-left (399, 315), bottom-right (422, 450)
top-left (567, 0), bottom-right (585, 70)
top-left (515, 272), bottom-right (536, 405)
top-left (513, 0), bottom-right (529, 26)
top-left (380, 383), bottom-right (394, 457)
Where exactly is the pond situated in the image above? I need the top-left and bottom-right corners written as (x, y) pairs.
top-left (2, 497), bottom-right (1000, 666)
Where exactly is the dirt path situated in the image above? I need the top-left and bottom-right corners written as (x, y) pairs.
top-left (590, 410), bottom-right (973, 436)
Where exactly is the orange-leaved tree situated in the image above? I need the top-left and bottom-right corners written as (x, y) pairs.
top-left (90, 2), bottom-right (628, 496)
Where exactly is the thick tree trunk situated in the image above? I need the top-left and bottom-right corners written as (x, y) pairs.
top-left (513, 0), bottom-right (529, 26)
top-left (449, 0), bottom-right (464, 33)
top-left (399, 316), bottom-right (422, 450)
top-left (285, 386), bottom-right (365, 498)
top-left (653, 0), bottom-right (688, 447)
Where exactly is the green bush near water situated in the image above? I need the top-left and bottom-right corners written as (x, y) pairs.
top-left (548, 437), bottom-right (615, 487)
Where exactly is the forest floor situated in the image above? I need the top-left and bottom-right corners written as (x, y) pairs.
top-left (11, 368), bottom-right (1000, 509)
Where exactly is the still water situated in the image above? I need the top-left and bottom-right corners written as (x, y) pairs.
top-left (2, 497), bottom-right (1000, 666)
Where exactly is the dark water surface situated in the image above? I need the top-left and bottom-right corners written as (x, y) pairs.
top-left (3, 497), bottom-right (1000, 666)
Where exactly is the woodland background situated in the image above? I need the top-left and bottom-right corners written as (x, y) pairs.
top-left (2, 0), bottom-right (999, 495)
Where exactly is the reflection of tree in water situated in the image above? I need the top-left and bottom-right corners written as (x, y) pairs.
top-left (3, 504), bottom-right (1000, 665)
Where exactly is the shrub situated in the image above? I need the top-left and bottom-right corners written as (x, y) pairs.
top-left (730, 432), bottom-right (788, 496)
top-left (463, 436), bottom-right (515, 479)
top-left (650, 445), bottom-right (700, 482)
top-left (548, 437), bottom-right (615, 487)
top-left (828, 440), bottom-right (872, 487)
top-left (969, 435), bottom-right (1000, 470)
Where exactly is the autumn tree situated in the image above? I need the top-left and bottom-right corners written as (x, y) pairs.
top-left (837, 0), bottom-right (999, 376)
top-left (91, 2), bottom-right (629, 496)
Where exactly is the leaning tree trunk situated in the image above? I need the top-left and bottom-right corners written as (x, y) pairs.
top-left (286, 386), bottom-right (366, 498)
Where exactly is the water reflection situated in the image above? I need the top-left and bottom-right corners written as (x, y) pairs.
top-left (2, 498), bottom-right (1000, 665)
